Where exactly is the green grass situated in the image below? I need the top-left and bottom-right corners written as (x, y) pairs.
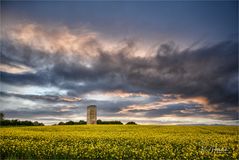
top-left (0, 125), bottom-right (238, 159)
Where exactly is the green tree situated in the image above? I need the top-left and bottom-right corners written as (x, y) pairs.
top-left (0, 113), bottom-right (4, 121)
top-left (78, 120), bottom-right (86, 125)
top-left (97, 119), bottom-right (103, 124)
top-left (58, 122), bottom-right (65, 125)
top-left (126, 121), bottom-right (137, 125)
top-left (65, 121), bottom-right (75, 125)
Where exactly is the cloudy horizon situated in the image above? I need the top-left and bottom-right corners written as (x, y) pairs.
top-left (1, 1), bottom-right (238, 125)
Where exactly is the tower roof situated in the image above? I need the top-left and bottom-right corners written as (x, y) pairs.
top-left (87, 105), bottom-right (96, 109)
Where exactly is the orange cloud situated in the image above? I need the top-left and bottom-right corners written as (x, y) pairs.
top-left (6, 23), bottom-right (99, 60)
top-left (59, 97), bottom-right (82, 103)
top-left (103, 90), bottom-right (149, 98)
top-left (4, 22), bottom-right (154, 61)
top-left (83, 90), bottom-right (149, 101)
top-left (0, 64), bottom-right (35, 74)
top-left (119, 94), bottom-right (209, 114)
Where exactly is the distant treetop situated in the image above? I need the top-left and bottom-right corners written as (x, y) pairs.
top-left (126, 121), bottom-right (137, 125)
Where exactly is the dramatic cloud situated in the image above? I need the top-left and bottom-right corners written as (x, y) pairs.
top-left (1, 21), bottom-right (238, 124)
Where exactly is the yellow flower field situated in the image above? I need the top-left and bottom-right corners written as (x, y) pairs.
top-left (0, 125), bottom-right (238, 159)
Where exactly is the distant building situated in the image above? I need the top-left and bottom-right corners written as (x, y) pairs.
top-left (87, 105), bottom-right (97, 124)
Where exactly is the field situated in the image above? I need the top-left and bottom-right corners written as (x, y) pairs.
top-left (0, 125), bottom-right (238, 159)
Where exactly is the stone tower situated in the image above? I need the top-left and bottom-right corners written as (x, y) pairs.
top-left (87, 105), bottom-right (97, 124)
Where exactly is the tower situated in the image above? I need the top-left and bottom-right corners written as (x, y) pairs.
top-left (87, 105), bottom-right (97, 124)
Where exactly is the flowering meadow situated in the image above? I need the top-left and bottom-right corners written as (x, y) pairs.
top-left (0, 125), bottom-right (238, 159)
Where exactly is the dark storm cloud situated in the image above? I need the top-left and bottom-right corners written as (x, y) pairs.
top-left (53, 40), bottom-right (238, 110)
top-left (152, 41), bottom-right (238, 106)
top-left (130, 41), bottom-right (238, 115)
top-left (0, 71), bottom-right (48, 86)
top-left (1, 34), bottom-right (238, 120)
top-left (0, 40), bottom-right (56, 68)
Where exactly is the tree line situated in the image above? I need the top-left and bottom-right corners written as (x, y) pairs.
top-left (58, 120), bottom-right (86, 125)
top-left (58, 119), bottom-right (137, 125)
top-left (0, 113), bottom-right (137, 126)
top-left (0, 113), bottom-right (44, 126)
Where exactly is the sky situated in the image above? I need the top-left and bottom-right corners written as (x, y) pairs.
top-left (0, 1), bottom-right (238, 125)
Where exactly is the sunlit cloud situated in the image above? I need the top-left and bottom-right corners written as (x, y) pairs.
top-left (105, 90), bottom-right (149, 98)
top-left (7, 23), bottom-right (98, 55)
top-left (0, 63), bottom-right (35, 74)
top-left (83, 90), bottom-right (149, 101)
top-left (3, 22), bottom-right (155, 61)
top-left (119, 95), bottom-right (208, 114)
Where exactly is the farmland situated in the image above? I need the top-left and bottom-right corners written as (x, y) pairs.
top-left (0, 125), bottom-right (238, 159)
